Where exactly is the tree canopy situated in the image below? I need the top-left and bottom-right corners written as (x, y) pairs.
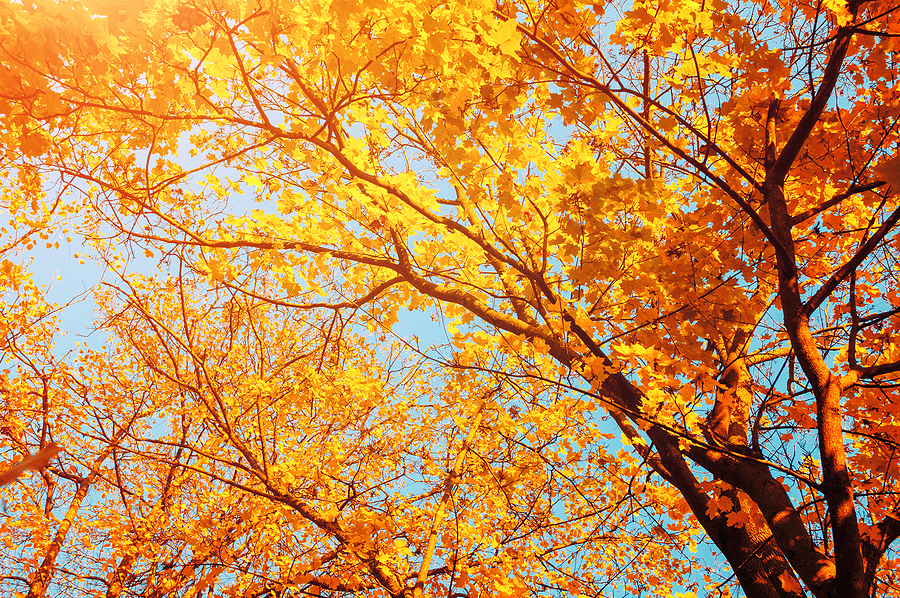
top-left (0, 0), bottom-right (899, 596)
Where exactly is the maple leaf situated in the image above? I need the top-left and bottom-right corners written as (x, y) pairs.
top-left (779, 571), bottom-right (803, 595)
top-left (874, 154), bottom-right (900, 196)
top-left (725, 511), bottom-right (750, 528)
top-left (821, 0), bottom-right (853, 26)
top-left (172, 3), bottom-right (205, 31)
top-left (705, 494), bottom-right (734, 518)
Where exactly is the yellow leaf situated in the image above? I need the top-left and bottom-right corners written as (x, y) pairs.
top-left (821, 0), bottom-right (852, 26)
top-left (487, 17), bottom-right (520, 57)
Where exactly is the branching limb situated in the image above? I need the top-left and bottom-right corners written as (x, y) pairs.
top-left (411, 390), bottom-right (495, 598)
top-left (791, 181), bottom-right (887, 226)
top-left (803, 205), bottom-right (900, 317)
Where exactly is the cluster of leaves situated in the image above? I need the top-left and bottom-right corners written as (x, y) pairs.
top-left (0, 0), bottom-right (899, 597)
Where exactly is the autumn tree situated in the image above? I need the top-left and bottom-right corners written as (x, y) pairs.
top-left (5, 269), bottom-right (692, 597)
top-left (86, 273), bottom-right (688, 598)
top-left (2, 0), bottom-right (900, 596)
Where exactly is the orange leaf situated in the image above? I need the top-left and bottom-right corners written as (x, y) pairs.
top-left (874, 154), bottom-right (900, 196)
top-left (779, 571), bottom-right (803, 595)
top-left (0, 443), bottom-right (61, 485)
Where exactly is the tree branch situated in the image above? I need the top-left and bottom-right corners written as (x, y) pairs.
top-left (803, 205), bottom-right (900, 317)
top-left (791, 181), bottom-right (887, 226)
